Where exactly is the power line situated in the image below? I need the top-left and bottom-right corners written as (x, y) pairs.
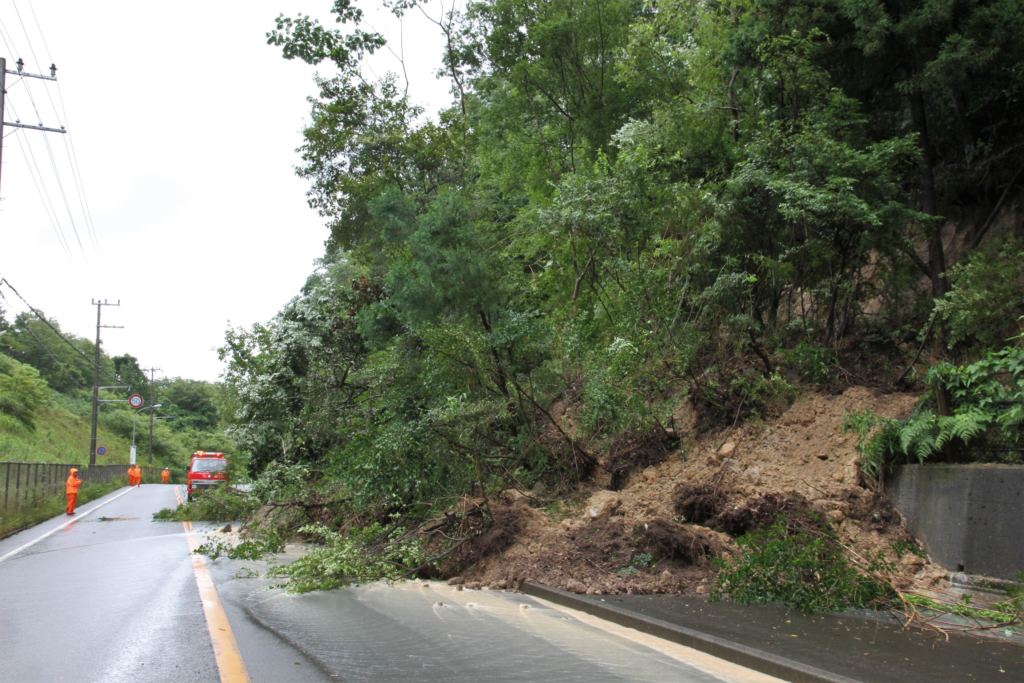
top-left (0, 289), bottom-right (89, 390)
top-left (12, 1), bottom-right (83, 246)
top-left (0, 276), bottom-right (91, 363)
top-left (58, 108), bottom-right (97, 248)
top-left (25, 0), bottom-right (97, 247)
top-left (11, 2), bottom-right (43, 80)
top-left (5, 2), bottom-right (98, 249)
top-left (1, 56), bottom-right (73, 252)
top-left (0, 17), bottom-right (21, 60)
top-left (6, 116), bottom-right (70, 254)
top-left (1, 66), bottom-right (82, 253)
top-left (25, 1), bottom-right (53, 59)
top-left (6, 86), bottom-right (85, 253)
top-left (37, 120), bottom-right (84, 251)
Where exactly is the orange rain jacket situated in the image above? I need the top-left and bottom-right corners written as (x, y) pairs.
top-left (161, 468), bottom-right (170, 484)
top-left (65, 468), bottom-right (82, 494)
top-left (66, 468), bottom-right (82, 514)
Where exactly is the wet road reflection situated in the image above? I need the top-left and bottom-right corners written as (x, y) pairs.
top-left (214, 571), bottom-right (781, 682)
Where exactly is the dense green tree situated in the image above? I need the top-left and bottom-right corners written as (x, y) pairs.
top-left (160, 379), bottom-right (220, 431)
top-left (0, 354), bottom-right (50, 427)
top-left (112, 354), bottom-right (148, 394)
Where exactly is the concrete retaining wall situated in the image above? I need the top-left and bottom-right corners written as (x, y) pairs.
top-left (889, 464), bottom-right (1024, 580)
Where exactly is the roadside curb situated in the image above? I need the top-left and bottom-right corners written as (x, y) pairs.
top-left (521, 582), bottom-right (858, 683)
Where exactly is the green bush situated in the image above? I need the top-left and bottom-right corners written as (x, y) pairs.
top-left (249, 461), bottom-right (311, 504)
top-left (711, 516), bottom-right (891, 613)
top-left (717, 371), bottom-right (796, 422)
top-left (781, 341), bottom-right (836, 385)
top-left (616, 551), bottom-right (654, 576)
top-left (0, 355), bottom-right (49, 427)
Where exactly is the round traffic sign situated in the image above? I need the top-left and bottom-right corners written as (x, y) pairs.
top-left (128, 393), bottom-right (144, 409)
top-left (97, 446), bottom-right (107, 456)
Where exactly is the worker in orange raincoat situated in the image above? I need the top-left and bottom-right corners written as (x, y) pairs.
top-left (161, 467), bottom-right (170, 484)
top-left (127, 465), bottom-right (136, 486)
top-left (133, 464), bottom-right (142, 486)
top-left (66, 467), bottom-right (82, 515)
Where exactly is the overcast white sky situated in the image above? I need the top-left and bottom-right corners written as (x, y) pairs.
top-left (0, 0), bottom-right (453, 382)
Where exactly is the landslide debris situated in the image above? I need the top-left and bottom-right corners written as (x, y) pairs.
top-left (454, 386), bottom-right (948, 596)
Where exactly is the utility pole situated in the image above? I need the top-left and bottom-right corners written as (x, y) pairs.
top-left (142, 366), bottom-right (162, 463)
top-left (0, 57), bottom-right (66, 196)
top-left (88, 300), bottom-right (122, 465)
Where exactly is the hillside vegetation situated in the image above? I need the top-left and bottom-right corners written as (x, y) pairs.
top-left (221, 1), bottom-right (1022, 504)
top-left (0, 311), bottom-right (233, 469)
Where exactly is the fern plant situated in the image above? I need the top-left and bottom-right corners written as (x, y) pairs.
top-left (846, 345), bottom-right (1024, 482)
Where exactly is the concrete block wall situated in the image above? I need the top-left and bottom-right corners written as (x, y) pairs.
top-left (889, 464), bottom-right (1024, 580)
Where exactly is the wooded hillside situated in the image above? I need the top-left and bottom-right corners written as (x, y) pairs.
top-left (222, 0), bottom-right (1024, 519)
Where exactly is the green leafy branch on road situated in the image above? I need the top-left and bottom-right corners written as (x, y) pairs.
top-left (152, 486), bottom-right (258, 523)
top-left (194, 532), bottom-right (285, 561)
top-left (712, 512), bottom-right (1024, 637)
top-left (267, 522), bottom-right (428, 593)
top-left (711, 515), bottom-right (892, 613)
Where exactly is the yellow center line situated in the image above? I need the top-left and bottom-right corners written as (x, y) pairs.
top-left (177, 486), bottom-right (250, 683)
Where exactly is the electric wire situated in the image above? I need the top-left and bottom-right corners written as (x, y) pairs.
top-left (0, 277), bottom-right (93, 364)
top-left (0, 15), bottom-right (21, 59)
top-left (10, 2), bottom-right (42, 78)
top-left (0, 53), bottom-right (84, 253)
top-left (37, 126), bottom-right (84, 252)
top-left (22, 0), bottom-right (97, 248)
top-left (3, 3), bottom-right (94, 252)
top-left (20, 1), bottom-right (98, 249)
top-left (8, 1), bottom-right (48, 126)
top-left (59, 120), bottom-right (98, 249)
top-left (0, 288), bottom-right (90, 390)
top-left (8, 82), bottom-right (86, 254)
top-left (10, 131), bottom-right (71, 255)
top-left (3, 97), bottom-right (70, 254)
top-left (0, 276), bottom-right (123, 389)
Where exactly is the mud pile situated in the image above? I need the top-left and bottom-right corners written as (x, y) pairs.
top-left (457, 387), bottom-right (948, 595)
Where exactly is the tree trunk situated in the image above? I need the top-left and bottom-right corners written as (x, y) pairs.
top-left (909, 90), bottom-right (951, 417)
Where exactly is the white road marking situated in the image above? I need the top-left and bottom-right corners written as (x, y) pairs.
top-left (527, 593), bottom-right (785, 683)
top-left (0, 487), bottom-right (135, 564)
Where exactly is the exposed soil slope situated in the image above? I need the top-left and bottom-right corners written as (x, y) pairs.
top-left (458, 387), bottom-right (948, 595)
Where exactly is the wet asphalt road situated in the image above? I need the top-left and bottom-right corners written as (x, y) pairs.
top-left (0, 486), bottom-right (777, 682)
top-left (211, 563), bottom-right (780, 683)
top-left (0, 485), bottom-right (217, 682)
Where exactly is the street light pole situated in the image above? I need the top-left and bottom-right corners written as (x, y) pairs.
top-left (131, 404), bottom-right (162, 465)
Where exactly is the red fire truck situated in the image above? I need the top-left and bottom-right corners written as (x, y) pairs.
top-left (186, 451), bottom-right (228, 501)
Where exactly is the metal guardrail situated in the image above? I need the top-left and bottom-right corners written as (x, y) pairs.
top-left (0, 462), bottom-right (169, 513)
